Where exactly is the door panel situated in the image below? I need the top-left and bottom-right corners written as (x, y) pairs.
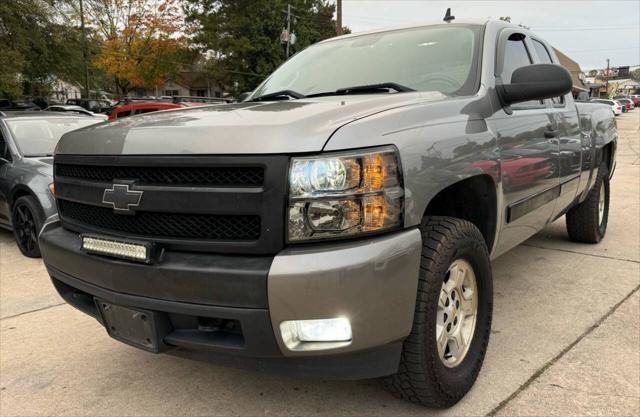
top-left (492, 32), bottom-right (562, 256)
top-left (550, 102), bottom-right (583, 217)
top-left (493, 109), bottom-right (560, 254)
top-left (530, 37), bottom-right (583, 217)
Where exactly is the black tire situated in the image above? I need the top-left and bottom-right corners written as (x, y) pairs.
top-left (383, 217), bottom-right (493, 408)
top-left (566, 163), bottom-right (610, 243)
top-left (11, 195), bottom-right (44, 258)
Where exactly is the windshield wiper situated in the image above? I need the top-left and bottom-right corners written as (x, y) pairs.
top-left (307, 82), bottom-right (415, 98)
top-left (24, 153), bottom-right (54, 158)
top-left (249, 90), bottom-right (306, 102)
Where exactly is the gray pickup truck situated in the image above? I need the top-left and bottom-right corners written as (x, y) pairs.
top-left (40, 19), bottom-right (617, 407)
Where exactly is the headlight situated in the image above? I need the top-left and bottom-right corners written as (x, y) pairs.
top-left (288, 146), bottom-right (403, 242)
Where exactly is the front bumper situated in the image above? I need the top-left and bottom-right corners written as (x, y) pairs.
top-left (40, 220), bottom-right (422, 379)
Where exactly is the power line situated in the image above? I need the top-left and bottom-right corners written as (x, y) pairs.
top-left (563, 47), bottom-right (640, 54)
top-left (534, 27), bottom-right (640, 32)
top-left (534, 24), bottom-right (639, 29)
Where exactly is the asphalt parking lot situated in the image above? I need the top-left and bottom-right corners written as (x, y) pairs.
top-left (1, 113), bottom-right (638, 416)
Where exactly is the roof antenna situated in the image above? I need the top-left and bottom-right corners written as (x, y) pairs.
top-left (443, 8), bottom-right (455, 23)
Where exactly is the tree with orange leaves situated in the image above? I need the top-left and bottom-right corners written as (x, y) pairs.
top-left (76, 0), bottom-right (188, 95)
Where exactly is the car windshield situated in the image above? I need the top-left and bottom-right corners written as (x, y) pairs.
top-left (6, 118), bottom-right (100, 157)
top-left (251, 25), bottom-right (481, 99)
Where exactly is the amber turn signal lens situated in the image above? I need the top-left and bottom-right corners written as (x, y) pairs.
top-left (364, 195), bottom-right (386, 229)
top-left (48, 183), bottom-right (55, 196)
top-left (364, 154), bottom-right (386, 191)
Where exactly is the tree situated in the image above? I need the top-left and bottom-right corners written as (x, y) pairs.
top-left (0, 0), bottom-right (104, 99)
top-left (72, 0), bottom-right (188, 95)
top-left (184, 0), bottom-right (342, 95)
top-left (631, 68), bottom-right (640, 83)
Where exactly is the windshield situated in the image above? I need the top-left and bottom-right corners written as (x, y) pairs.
top-left (6, 118), bottom-right (100, 157)
top-left (251, 25), bottom-right (481, 99)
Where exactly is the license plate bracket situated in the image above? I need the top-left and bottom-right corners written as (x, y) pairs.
top-left (95, 300), bottom-right (170, 353)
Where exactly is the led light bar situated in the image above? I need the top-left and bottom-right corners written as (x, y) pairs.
top-left (81, 235), bottom-right (153, 263)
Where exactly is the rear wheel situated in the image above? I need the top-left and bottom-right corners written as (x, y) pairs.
top-left (11, 196), bottom-right (44, 258)
top-left (566, 163), bottom-right (609, 243)
top-left (383, 217), bottom-right (493, 408)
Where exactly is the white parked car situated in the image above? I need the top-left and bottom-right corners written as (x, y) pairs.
top-left (44, 105), bottom-right (109, 120)
top-left (590, 99), bottom-right (623, 116)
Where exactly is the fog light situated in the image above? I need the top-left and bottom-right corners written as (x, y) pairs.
top-left (280, 318), bottom-right (352, 350)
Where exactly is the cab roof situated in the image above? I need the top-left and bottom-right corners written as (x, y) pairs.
top-left (319, 18), bottom-right (490, 44)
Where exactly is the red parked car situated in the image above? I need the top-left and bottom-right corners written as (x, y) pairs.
top-left (613, 96), bottom-right (635, 112)
top-left (108, 101), bottom-right (186, 121)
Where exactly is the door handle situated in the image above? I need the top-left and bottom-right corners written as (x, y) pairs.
top-left (544, 129), bottom-right (560, 138)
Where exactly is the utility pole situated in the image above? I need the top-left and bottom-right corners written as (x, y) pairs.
top-left (336, 0), bottom-right (343, 35)
top-left (79, 0), bottom-right (90, 98)
top-left (605, 58), bottom-right (610, 98)
top-left (280, 4), bottom-right (298, 60)
top-left (286, 4), bottom-right (292, 58)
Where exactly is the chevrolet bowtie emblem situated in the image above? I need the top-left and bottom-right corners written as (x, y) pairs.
top-left (102, 184), bottom-right (143, 214)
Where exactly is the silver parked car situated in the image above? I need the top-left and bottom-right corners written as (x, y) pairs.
top-left (44, 105), bottom-right (109, 120)
top-left (0, 111), bottom-right (102, 257)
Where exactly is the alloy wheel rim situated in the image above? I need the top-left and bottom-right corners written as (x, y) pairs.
top-left (14, 204), bottom-right (36, 253)
top-left (436, 259), bottom-right (478, 368)
top-left (598, 182), bottom-right (606, 226)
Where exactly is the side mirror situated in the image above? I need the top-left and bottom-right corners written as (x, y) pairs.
top-left (236, 92), bottom-right (252, 102)
top-left (497, 64), bottom-right (572, 106)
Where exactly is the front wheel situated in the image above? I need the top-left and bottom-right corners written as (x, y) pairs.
top-left (383, 217), bottom-right (493, 408)
top-left (11, 195), bottom-right (44, 258)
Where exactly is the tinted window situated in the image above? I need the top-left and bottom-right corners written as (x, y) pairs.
top-left (252, 25), bottom-right (481, 97)
top-left (502, 35), bottom-right (532, 83)
top-left (532, 40), bottom-right (552, 64)
top-left (532, 40), bottom-right (564, 105)
top-left (136, 108), bottom-right (160, 115)
top-left (5, 118), bottom-right (100, 156)
top-left (501, 35), bottom-right (541, 107)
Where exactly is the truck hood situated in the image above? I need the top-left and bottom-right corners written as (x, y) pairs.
top-left (56, 92), bottom-right (446, 155)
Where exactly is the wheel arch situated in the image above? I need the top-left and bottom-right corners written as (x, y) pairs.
top-left (422, 174), bottom-right (498, 252)
top-left (10, 185), bottom-right (46, 221)
top-left (10, 185), bottom-right (37, 206)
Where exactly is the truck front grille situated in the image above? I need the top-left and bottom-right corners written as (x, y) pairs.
top-left (54, 155), bottom-right (288, 255)
top-left (58, 200), bottom-right (261, 241)
top-left (56, 164), bottom-right (264, 186)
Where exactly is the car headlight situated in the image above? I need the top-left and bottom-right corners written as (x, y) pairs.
top-left (288, 146), bottom-right (403, 242)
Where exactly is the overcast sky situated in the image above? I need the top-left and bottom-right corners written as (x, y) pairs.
top-left (341, 0), bottom-right (640, 71)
